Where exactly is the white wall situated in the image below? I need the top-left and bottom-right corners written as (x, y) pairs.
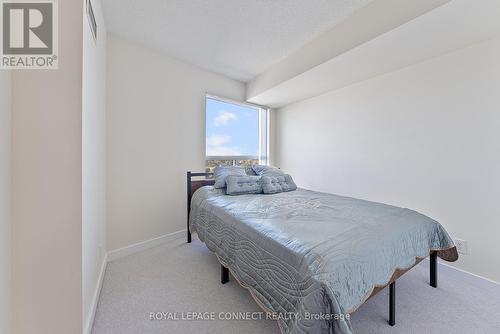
top-left (106, 34), bottom-right (245, 251)
top-left (0, 71), bottom-right (12, 334)
top-left (11, 0), bottom-right (84, 333)
top-left (276, 37), bottom-right (500, 283)
top-left (82, 0), bottom-right (107, 332)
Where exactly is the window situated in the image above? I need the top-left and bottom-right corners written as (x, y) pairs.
top-left (205, 95), bottom-right (269, 172)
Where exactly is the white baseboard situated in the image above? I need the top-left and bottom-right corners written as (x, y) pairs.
top-left (423, 258), bottom-right (500, 286)
top-left (84, 254), bottom-right (108, 334)
top-left (107, 229), bottom-right (186, 262)
top-left (85, 229), bottom-right (186, 333)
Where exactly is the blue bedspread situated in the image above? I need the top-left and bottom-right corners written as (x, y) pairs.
top-left (190, 187), bottom-right (458, 333)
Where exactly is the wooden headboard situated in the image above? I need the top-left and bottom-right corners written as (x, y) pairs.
top-left (186, 171), bottom-right (215, 243)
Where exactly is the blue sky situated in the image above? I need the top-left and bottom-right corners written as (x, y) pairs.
top-left (206, 98), bottom-right (259, 157)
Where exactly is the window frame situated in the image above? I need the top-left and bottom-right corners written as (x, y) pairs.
top-left (205, 94), bottom-right (270, 165)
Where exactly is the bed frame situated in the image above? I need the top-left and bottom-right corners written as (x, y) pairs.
top-left (186, 171), bottom-right (438, 327)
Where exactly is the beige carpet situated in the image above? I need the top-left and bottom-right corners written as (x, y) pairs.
top-left (92, 237), bottom-right (500, 334)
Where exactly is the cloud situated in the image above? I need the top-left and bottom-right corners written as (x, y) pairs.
top-left (206, 134), bottom-right (241, 156)
top-left (214, 111), bottom-right (237, 127)
top-left (206, 135), bottom-right (231, 146)
top-left (206, 146), bottom-right (242, 156)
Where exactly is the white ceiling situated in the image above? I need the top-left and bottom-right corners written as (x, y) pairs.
top-left (102, 0), bottom-right (373, 82)
top-left (247, 0), bottom-right (500, 108)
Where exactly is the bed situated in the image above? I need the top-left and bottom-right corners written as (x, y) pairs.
top-left (186, 171), bottom-right (458, 334)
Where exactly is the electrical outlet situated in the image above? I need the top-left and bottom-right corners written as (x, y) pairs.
top-left (454, 238), bottom-right (468, 255)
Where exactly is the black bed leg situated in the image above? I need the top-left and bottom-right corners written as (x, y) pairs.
top-left (187, 171), bottom-right (192, 243)
top-left (221, 265), bottom-right (229, 284)
top-left (430, 251), bottom-right (437, 288)
top-left (389, 281), bottom-right (396, 326)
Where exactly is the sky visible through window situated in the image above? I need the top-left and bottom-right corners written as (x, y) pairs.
top-left (206, 97), bottom-right (259, 157)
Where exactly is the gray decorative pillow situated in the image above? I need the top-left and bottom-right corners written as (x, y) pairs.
top-left (213, 166), bottom-right (247, 189)
top-left (261, 174), bottom-right (297, 194)
top-left (226, 175), bottom-right (263, 195)
top-left (245, 166), bottom-right (258, 176)
top-left (252, 165), bottom-right (285, 177)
